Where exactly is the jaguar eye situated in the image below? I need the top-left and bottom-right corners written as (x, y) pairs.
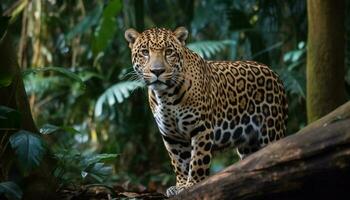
top-left (165, 49), bottom-right (173, 56)
top-left (141, 49), bottom-right (149, 56)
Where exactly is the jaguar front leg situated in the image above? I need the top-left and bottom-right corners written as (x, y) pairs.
top-left (179, 130), bottom-right (213, 193)
top-left (162, 136), bottom-right (191, 197)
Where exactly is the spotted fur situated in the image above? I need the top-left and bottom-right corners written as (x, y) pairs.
top-left (125, 27), bottom-right (288, 196)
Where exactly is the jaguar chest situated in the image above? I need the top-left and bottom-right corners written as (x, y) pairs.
top-left (152, 103), bottom-right (202, 140)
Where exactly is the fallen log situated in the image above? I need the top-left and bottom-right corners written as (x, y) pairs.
top-left (172, 101), bottom-right (350, 200)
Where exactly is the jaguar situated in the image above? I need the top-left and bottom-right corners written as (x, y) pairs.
top-left (124, 27), bottom-right (288, 196)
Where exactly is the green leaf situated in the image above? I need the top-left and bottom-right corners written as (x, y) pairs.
top-left (79, 71), bottom-right (104, 81)
top-left (283, 49), bottom-right (305, 63)
top-left (84, 163), bottom-right (113, 182)
top-left (94, 81), bottom-right (143, 117)
top-left (92, 0), bottom-right (122, 56)
top-left (91, 163), bottom-right (112, 177)
top-left (39, 124), bottom-right (60, 135)
top-left (0, 106), bottom-right (21, 129)
top-left (66, 5), bottom-right (103, 41)
top-left (83, 153), bottom-right (118, 167)
top-left (22, 67), bottom-right (86, 90)
top-left (298, 41), bottom-right (305, 49)
top-left (0, 181), bottom-right (23, 200)
top-left (10, 130), bottom-right (46, 172)
top-left (0, 72), bottom-right (13, 88)
top-left (61, 126), bottom-right (80, 135)
top-left (187, 40), bottom-right (235, 58)
top-left (40, 124), bottom-right (80, 136)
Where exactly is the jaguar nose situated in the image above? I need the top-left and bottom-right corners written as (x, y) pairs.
top-left (150, 68), bottom-right (165, 77)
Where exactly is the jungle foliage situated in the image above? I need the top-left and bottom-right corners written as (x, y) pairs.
top-left (0, 0), bottom-right (350, 199)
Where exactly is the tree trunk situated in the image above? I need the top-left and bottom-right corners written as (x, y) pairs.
top-left (171, 101), bottom-right (350, 200)
top-left (306, 0), bottom-right (346, 123)
top-left (0, 32), bottom-right (58, 199)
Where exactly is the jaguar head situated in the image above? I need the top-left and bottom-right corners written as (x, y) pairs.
top-left (124, 27), bottom-right (188, 91)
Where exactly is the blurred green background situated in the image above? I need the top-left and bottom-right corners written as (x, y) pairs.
top-left (1, 0), bottom-right (350, 197)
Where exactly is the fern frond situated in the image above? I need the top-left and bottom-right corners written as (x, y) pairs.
top-left (187, 40), bottom-right (235, 58)
top-left (94, 81), bottom-right (144, 117)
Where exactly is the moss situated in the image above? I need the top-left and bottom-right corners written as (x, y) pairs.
top-left (306, 0), bottom-right (346, 123)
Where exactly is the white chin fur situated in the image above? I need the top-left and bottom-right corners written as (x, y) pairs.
top-left (149, 83), bottom-right (168, 91)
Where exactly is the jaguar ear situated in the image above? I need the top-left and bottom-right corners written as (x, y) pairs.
top-left (174, 27), bottom-right (188, 45)
top-left (125, 28), bottom-right (140, 48)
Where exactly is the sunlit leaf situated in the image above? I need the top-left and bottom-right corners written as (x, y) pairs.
top-left (39, 124), bottom-right (60, 135)
top-left (92, 0), bottom-right (122, 56)
top-left (94, 81), bottom-right (143, 117)
top-left (8, 0), bottom-right (28, 24)
top-left (0, 181), bottom-right (22, 200)
top-left (298, 41), bottom-right (305, 49)
top-left (81, 171), bottom-right (88, 178)
top-left (283, 49), bottom-right (305, 63)
top-left (10, 130), bottom-right (46, 172)
top-left (22, 67), bottom-right (86, 90)
top-left (40, 124), bottom-right (80, 136)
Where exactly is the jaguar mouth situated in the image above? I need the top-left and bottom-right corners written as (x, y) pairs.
top-left (147, 79), bottom-right (173, 86)
top-left (146, 79), bottom-right (175, 90)
top-left (147, 80), bottom-right (166, 85)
